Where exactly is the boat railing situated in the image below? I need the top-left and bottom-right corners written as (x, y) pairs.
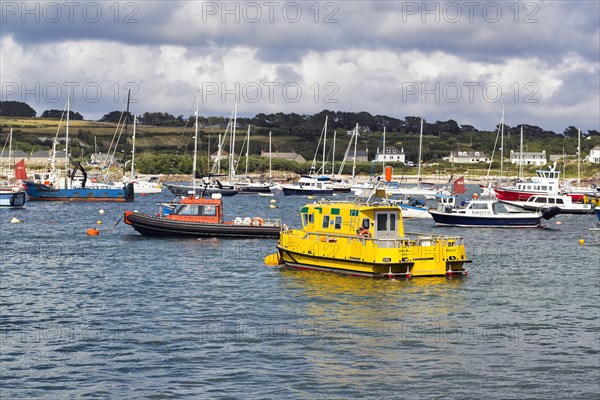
top-left (282, 229), bottom-right (465, 247)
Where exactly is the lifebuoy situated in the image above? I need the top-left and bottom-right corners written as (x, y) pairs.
top-left (358, 228), bottom-right (371, 238)
top-left (251, 217), bottom-right (263, 226)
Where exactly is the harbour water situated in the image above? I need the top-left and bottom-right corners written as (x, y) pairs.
top-left (1, 187), bottom-right (599, 398)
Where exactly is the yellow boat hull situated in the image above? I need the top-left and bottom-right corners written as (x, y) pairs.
top-left (273, 230), bottom-right (470, 278)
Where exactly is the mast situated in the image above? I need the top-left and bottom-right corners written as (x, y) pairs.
top-left (500, 107), bottom-right (504, 179)
top-left (245, 125), bottom-right (250, 177)
top-left (268, 131), bottom-right (272, 181)
top-left (122, 89), bottom-right (131, 176)
top-left (332, 130), bottom-right (336, 179)
top-left (131, 114), bottom-right (137, 177)
top-left (382, 127), bottom-right (386, 174)
top-left (192, 92), bottom-right (199, 189)
top-left (229, 103), bottom-right (238, 182)
top-left (351, 123), bottom-right (358, 178)
top-left (417, 118), bottom-right (423, 182)
top-left (322, 115), bottom-right (328, 174)
top-left (207, 133), bottom-right (211, 172)
top-left (8, 128), bottom-right (13, 169)
top-left (65, 88), bottom-right (70, 173)
top-left (518, 124), bottom-right (523, 179)
top-left (577, 127), bottom-right (581, 186)
top-left (217, 133), bottom-right (222, 175)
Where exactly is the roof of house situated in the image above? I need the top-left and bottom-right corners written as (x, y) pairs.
top-left (450, 151), bottom-right (488, 157)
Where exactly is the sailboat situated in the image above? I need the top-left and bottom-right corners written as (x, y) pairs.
top-left (0, 159), bottom-right (27, 208)
top-left (23, 92), bottom-right (134, 202)
top-left (122, 115), bottom-right (162, 194)
top-left (166, 96), bottom-right (239, 197)
top-left (282, 117), bottom-right (334, 196)
top-left (231, 125), bottom-right (271, 194)
top-left (386, 118), bottom-right (441, 198)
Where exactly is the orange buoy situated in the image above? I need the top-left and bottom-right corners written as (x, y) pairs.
top-left (87, 228), bottom-right (99, 236)
top-left (385, 166), bottom-right (393, 182)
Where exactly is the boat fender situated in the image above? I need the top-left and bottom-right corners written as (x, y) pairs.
top-left (251, 217), bottom-right (264, 226)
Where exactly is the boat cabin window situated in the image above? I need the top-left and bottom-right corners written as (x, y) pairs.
top-left (302, 214), bottom-right (308, 226)
top-left (203, 205), bottom-right (217, 216)
top-left (322, 215), bottom-right (330, 228)
top-left (389, 213), bottom-right (396, 231)
top-left (535, 197), bottom-right (546, 203)
top-left (493, 202), bottom-right (508, 213)
top-left (334, 216), bottom-right (342, 230)
top-left (548, 198), bottom-right (555, 204)
top-left (471, 203), bottom-right (489, 210)
top-left (377, 214), bottom-right (387, 231)
top-left (361, 218), bottom-right (370, 230)
top-left (556, 198), bottom-right (564, 204)
top-left (177, 204), bottom-right (217, 216)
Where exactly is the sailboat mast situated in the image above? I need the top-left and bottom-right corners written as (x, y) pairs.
top-left (8, 128), bottom-right (13, 168)
top-left (382, 127), bottom-right (386, 174)
top-left (245, 125), bottom-right (250, 177)
top-left (352, 123), bottom-right (358, 178)
top-left (268, 131), bottom-right (272, 181)
top-left (332, 130), bottom-right (336, 179)
top-left (519, 125), bottom-right (523, 179)
top-left (131, 114), bottom-right (137, 177)
top-left (500, 107), bottom-right (504, 179)
top-left (322, 115), bottom-right (328, 174)
top-left (65, 89), bottom-right (71, 178)
top-left (577, 127), bottom-right (581, 186)
top-left (192, 92), bottom-right (199, 189)
top-left (417, 118), bottom-right (423, 182)
top-left (229, 103), bottom-right (237, 182)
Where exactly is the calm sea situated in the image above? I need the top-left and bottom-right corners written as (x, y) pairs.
top-left (1, 185), bottom-right (599, 399)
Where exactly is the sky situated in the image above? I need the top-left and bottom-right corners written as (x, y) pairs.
top-left (1, 0), bottom-right (599, 133)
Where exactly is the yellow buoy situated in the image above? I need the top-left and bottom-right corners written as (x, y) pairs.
top-left (307, 195), bottom-right (315, 200)
top-left (269, 204), bottom-right (278, 209)
top-left (96, 220), bottom-right (103, 225)
top-left (264, 252), bottom-right (282, 266)
top-left (87, 228), bottom-right (99, 236)
top-left (579, 239), bottom-right (585, 245)
top-left (10, 217), bottom-right (21, 224)
top-left (270, 199), bottom-right (277, 203)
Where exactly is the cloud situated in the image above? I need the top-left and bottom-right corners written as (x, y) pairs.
top-left (1, 1), bottom-right (598, 132)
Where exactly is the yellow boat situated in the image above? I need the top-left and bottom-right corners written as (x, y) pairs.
top-left (265, 181), bottom-right (471, 278)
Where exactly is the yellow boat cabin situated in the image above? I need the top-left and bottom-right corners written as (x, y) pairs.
top-left (266, 183), bottom-right (471, 278)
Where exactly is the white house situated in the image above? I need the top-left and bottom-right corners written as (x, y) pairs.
top-left (443, 151), bottom-right (490, 164)
top-left (588, 146), bottom-right (600, 163)
top-left (510, 150), bottom-right (547, 166)
top-left (374, 146), bottom-right (405, 163)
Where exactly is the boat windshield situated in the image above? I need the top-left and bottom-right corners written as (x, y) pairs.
top-left (493, 202), bottom-right (508, 214)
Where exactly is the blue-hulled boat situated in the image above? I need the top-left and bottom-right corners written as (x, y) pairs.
top-left (429, 199), bottom-right (560, 228)
top-left (23, 180), bottom-right (134, 202)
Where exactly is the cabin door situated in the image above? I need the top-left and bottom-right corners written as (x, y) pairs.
top-left (374, 211), bottom-right (398, 240)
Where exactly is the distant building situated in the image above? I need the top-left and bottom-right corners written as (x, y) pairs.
top-left (374, 146), bottom-right (405, 163)
top-left (0, 150), bottom-right (30, 166)
top-left (588, 146), bottom-right (600, 163)
top-left (443, 151), bottom-right (490, 164)
top-left (260, 151), bottom-right (306, 163)
top-left (352, 149), bottom-right (369, 162)
top-left (89, 153), bottom-right (117, 166)
top-left (29, 149), bottom-right (71, 167)
top-left (210, 150), bottom-right (230, 161)
top-left (510, 150), bottom-right (547, 166)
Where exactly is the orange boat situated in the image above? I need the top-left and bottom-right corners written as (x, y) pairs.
top-left (124, 195), bottom-right (282, 238)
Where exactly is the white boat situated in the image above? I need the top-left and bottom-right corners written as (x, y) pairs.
top-left (429, 198), bottom-right (560, 228)
top-left (282, 175), bottom-right (333, 196)
top-left (0, 190), bottom-right (26, 208)
top-left (500, 194), bottom-right (593, 214)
